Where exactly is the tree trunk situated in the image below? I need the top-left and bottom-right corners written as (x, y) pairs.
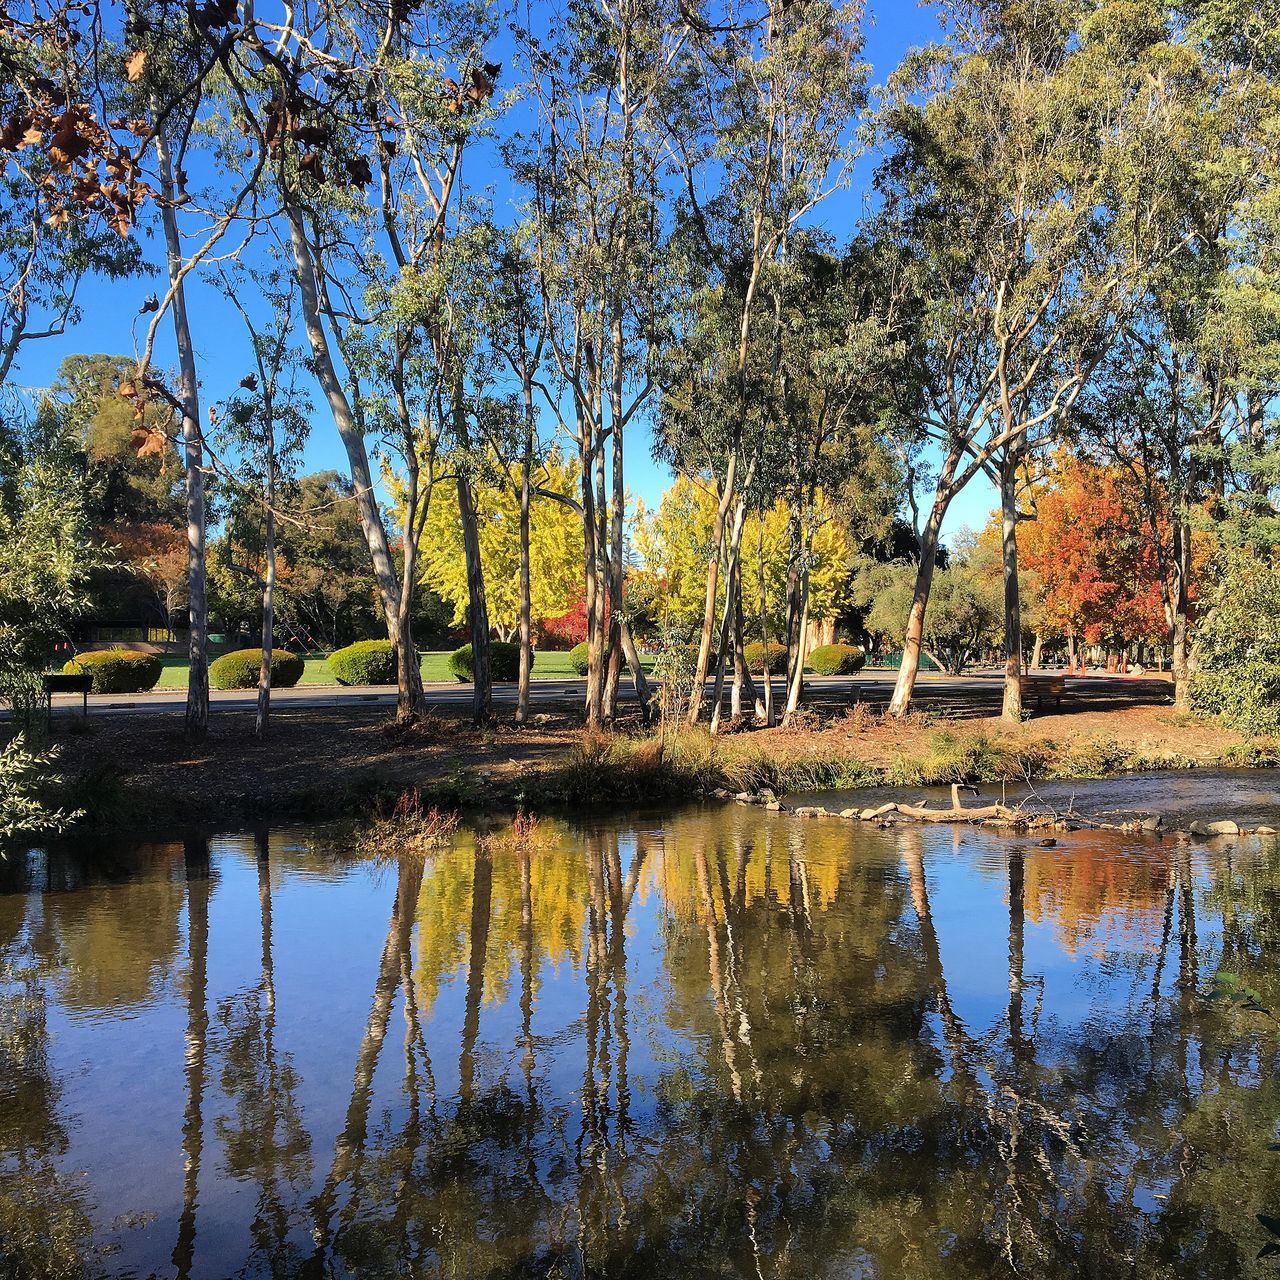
top-left (580, 432), bottom-right (604, 728)
top-left (999, 452), bottom-right (1024, 723)
top-left (782, 563), bottom-right (811, 723)
top-left (282, 202), bottom-right (421, 722)
top-left (1171, 511), bottom-right (1192, 711)
top-left (757, 515), bottom-right (774, 727)
top-left (888, 492), bottom-right (948, 718)
top-left (516, 429), bottom-right (533, 725)
top-left (456, 472), bottom-right (492, 725)
top-left (156, 129), bottom-right (209, 741)
top-left (709, 496), bottom-right (750, 734)
top-left (1030, 631), bottom-right (1043, 672)
top-left (256, 474), bottom-right (276, 740)
top-left (688, 449), bottom-right (738, 724)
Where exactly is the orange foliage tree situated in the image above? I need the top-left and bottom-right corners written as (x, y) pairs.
top-left (110, 521), bottom-right (187, 628)
top-left (1020, 453), bottom-right (1174, 663)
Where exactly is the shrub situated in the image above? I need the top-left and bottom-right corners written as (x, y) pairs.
top-left (64, 649), bottom-right (162, 694)
top-left (1192, 661), bottom-right (1280, 737)
top-left (807, 643), bottom-right (866, 676)
top-left (568, 642), bottom-right (590, 675)
top-left (448, 641), bottom-right (519, 682)
top-left (209, 649), bottom-right (305, 691)
top-left (1190, 547), bottom-right (1280, 735)
top-left (743, 641), bottom-right (788, 674)
top-left (329, 640), bottom-right (398, 686)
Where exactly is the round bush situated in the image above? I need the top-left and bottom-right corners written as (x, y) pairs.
top-left (568, 642), bottom-right (590, 675)
top-left (209, 649), bottom-right (305, 691)
top-left (329, 639), bottom-right (398, 686)
top-left (743, 641), bottom-right (788, 675)
top-left (449, 642), bottom-right (519, 683)
top-left (807, 643), bottom-right (866, 676)
top-left (64, 649), bottom-right (162, 694)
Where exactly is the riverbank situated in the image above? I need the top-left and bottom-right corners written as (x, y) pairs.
top-left (32, 698), bottom-right (1276, 831)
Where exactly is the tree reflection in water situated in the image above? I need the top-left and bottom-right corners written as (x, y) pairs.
top-left (2, 808), bottom-right (1280, 1277)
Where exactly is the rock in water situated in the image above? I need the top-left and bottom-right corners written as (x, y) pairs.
top-left (1189, 819), bottom-right (1240, 837)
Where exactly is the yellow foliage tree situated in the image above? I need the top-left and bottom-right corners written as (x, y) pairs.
top-left (636, 476), bottom-right (852, 635)
top-left (406, 454), bottom-right (585, 641)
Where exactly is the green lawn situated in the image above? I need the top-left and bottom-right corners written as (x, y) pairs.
top-left (155, 648), bottom-right (650, 689)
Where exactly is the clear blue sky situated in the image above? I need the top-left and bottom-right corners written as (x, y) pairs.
top-left (15, 0), bottom-right (998, 543)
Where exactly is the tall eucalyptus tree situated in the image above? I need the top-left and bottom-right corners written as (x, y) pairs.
top-left (510, 0), bottom-right (677, 726)
top-left (662, 0), bottom-right (867, 724)
top-left (876, 0), bottom-right (1189, 721)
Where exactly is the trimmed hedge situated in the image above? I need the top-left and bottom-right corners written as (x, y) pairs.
top-left (743, 641), bottom-right (788, 675)
top-left (329, 639), bottom-right (398, 686)
top-left (449, 641), bottom-right (520, 683)
top-left (807, 643), bottom-right (866, 676)
top-left (64, 649), bottom-right (162, 694)
top-left (209, 649), bottom-right (305, 691)
top-left (568, 642), bottom-right (590, 675)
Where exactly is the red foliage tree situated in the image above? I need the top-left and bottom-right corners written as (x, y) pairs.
top-left (1021, 453), bottom-right (1174, 662)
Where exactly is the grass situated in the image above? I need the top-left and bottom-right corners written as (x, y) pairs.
top-left (152, 648), bottom-right (652, 690)
top-left (518, 720), bottom-right (1280, 812)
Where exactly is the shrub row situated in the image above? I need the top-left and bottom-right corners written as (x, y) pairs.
top-left (64, 650), bottom-right (162, 694)
top-left (209, 649), bottom-right (305, 690)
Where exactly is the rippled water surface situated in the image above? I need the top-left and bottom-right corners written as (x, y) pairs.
top-left (5, 783), bottom-right (1280, 1278)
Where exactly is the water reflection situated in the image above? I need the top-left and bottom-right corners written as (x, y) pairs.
top-left (2, 805), bottom-right (1280, 1277)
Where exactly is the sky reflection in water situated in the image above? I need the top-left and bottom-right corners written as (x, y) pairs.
top-left (2, 799), bottom-right (1280, 1279)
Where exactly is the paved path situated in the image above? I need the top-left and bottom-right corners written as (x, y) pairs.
top-left (16, 669), bottom-right (1173, 720)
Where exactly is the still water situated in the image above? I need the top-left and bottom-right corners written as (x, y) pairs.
top-left (4, 787), bottom-right (1280, 1278)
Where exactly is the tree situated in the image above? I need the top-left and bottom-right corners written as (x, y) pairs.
top-left (44, 354), bottom-right (185, 529)
top-left (875, 0), bottom-right (1185, 721)
top-left (1019, 451), bottom-right (1176, 666)
top-left (0, 3), bottom-right (144, 381)
top-left (0, 415), bottom-right (106, 721)
top-left (850, 541), bottom-right (1001, 675)
top-left (661, 0), bottom-right (867, 725)
top-left (1190, 544), bottom-right (1280, 734)
top-left (119, 0), bottom-right (271, 740)
top-left (111, 521), bottom-right (188, 630)
top-left (412, 452), bottom-right (583, 646)
top-left (511, 0), bottom-right (677, 726)
top-left (212, 258), bottom-right (311, 737)
top-left (224, 0), bottom-right (505, 724)
top-left (211, 471), bottom-right (384, 652)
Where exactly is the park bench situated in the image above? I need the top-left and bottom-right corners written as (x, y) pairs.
top-left (42, 671), bottom-right (93, 718)
top-left (1024, 673), bottom-right (1065, 710)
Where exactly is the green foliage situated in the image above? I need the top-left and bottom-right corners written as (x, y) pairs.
top-left (329, 640), bottom-right (398, 686)
top-left (0, 735), bottom-right (82, 849)
top-left (448, 642), bottom-right (518, 683)
top-left (1191, 548), bottom-right (1280, 734)
top-left (807, 643), bottom-right (866, 676)
top-left (850, 553), bottom-right (1000, 675)
top-left (63, 649), bottom-right (161, 694)
top-left (568, 642), bottom-right (589, 676)
top-left (743, 641), bottom-right (788, 674)
top-left (0, 425), bottom-right (107, 680)
top-left (209, 649), bottom-right (305, 691)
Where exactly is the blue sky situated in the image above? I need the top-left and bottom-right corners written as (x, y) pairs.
top-left (16, 0), bottom-right (998, 542)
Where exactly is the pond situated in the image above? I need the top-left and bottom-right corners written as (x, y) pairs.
top-left (4, 775), bottom-right (1280, 1278)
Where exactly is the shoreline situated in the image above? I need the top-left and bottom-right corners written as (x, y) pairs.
top-left (30, 698), bottom-right (1277, 835)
